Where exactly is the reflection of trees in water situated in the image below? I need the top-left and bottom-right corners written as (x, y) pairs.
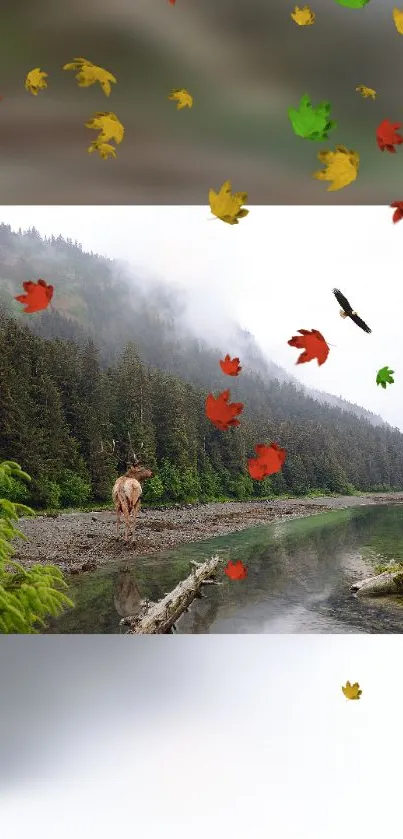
top-left (52, 507), bottom-right (403, 633)
top-left (179, 508), bottom-right (403, 632)
top-left (358, 506), bottom-right (403, 564)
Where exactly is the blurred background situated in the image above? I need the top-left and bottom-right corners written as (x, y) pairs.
top-left (2, 635), bottom-right (403, 838)
top-left (0, 0), bottom-right (401, 203)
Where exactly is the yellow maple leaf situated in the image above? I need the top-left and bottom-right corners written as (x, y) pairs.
top-left (209, 180), bottom-right (249, 225)
top-left (85, 112), bottom-right (125, 145)
top-left (88, 141), bottom-right (117, 160)
top-left (342, 681), bottom-right (362, 701)
top-left (25, 67), bottom-right (48, 96)
top-left (290, 5), bottom-right (315, 25)
top-left (313, 145), bottom-right (359, 192)
top-left (393, 7), bottom-right (403, 34)
top-left (63, 58), bottom-right (117, 96)
top-left (355, 84), bottom-right (376, 100)
top-left (168, 88), bottom-right (193, 109)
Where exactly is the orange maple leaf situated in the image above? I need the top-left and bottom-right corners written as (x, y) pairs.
top-left (14, 278), bottom-right (54, 313)
top-left (287, 329), bottom-right (329, 365)
top-left (248, 442), bottom-right (287, 480)
top-left (205, 389), bottom-right (244, 431)
top-left (224, 560), bottom-right (248, 580)
top-left (219, 354), bottom-right (242, 376)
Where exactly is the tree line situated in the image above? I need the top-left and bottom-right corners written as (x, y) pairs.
top-left (1, 309), bottom-right (403, 510)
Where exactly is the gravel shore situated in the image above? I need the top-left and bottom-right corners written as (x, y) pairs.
top-left (11, 493), bottom-right (403, 575)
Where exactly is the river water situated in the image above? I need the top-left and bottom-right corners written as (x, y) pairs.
top-left (48, 504), bottom-right (403, 634)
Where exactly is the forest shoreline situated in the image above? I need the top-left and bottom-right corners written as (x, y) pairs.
top-left (12, 492), bottom-right (403, 575)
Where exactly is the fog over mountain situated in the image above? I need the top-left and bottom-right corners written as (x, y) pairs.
top-left (0, 205), bottom-right (399, 431)
top-left (0, 212), bottom-right (390, 433)
top-left (2, 211), bottom-right (403, 504)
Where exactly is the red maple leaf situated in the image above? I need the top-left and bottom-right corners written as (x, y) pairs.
top-left (247, 442), bottom-right (287, 480)
top-left (224, 560), bottom-right (248, 580)
top-left (376, 120), bottom-right (403, 153)
top-left (390, 201), bottom-right (403, 223)
top-left (287, 329), bottom-right (329, 366)
top-left (205, 389), bottom-right (244, 430)
top-left (14, 278), bottom-right (54, 313)
top-left (169, 0), bottom-right (176, 4)
top-left (219, 354), bottom-right (242, 376)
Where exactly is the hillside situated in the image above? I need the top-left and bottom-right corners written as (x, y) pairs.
top-left (0, 222), bottom-right (403, 508)
top-left (0, 222), bottom-right (387, 428)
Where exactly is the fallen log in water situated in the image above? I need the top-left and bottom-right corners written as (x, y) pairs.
top-left (121, 554), bottom-right (223, 634)
top-left (351, 570), bottom-right (403, 597)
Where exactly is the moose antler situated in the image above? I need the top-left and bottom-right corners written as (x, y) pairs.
top-left (127, 432), bottom-right (144, 467)
top-left (97, 439), bottom-right (116, 455)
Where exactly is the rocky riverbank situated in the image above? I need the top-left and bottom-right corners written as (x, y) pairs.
top-left (11, 493), bottom-right (403, 575)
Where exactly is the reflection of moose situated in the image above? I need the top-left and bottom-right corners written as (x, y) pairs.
top-left (112, 454), bottom-right (152, 541)
top-left (114, 566), bottom-right (144, 618)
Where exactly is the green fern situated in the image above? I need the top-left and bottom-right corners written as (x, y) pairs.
top-left (0, 460), bottom-right (74, 633)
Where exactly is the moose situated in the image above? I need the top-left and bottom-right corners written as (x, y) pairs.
top-left (112, 452), bottom-right (153, 542)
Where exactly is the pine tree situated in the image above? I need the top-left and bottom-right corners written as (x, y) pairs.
top-left (109, 343), bottom-right (156, 470)
top-left (75, 341), bottom-right (116, 500)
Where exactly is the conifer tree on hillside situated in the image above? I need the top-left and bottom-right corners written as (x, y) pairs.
top-left (1, 297), bottom-right (403, 506)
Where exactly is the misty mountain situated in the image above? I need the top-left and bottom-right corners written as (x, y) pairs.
top-left (2, 223), bottom-right (403, 504)
top-left (228, 327), bottom-right (387, 430)
top-left (0, 222), bottom-right (387, 432)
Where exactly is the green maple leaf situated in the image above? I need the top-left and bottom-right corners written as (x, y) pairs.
top-left (288, 94), bottom-right (337, 141)
top-left (333, 0), bottom-right (371, 7)
top-left (376, 366), bottom-right (395, 389)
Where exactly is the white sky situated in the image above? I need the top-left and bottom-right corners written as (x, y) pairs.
top-left (0, 205), bottom-right (402, 429)
top-left (1, 635), bottom-right (402, 838)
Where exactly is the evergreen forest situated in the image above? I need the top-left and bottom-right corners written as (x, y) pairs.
top-left (1, 222), bottom-right (403, 510)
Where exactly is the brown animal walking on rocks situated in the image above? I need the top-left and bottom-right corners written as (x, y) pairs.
top-left (112, 459), bottom-right (153, 542)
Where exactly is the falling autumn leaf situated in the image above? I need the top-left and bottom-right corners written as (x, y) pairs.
top-left (390, 201), bottom-right (403, 223)
top-left (169, 0), bottom-right (176, 4)
top-left (85, 112), bottom-right (124, 155)
top-left (224, 560), bottom-right (248, 581)
top-left (248, 443), bottom-right (287, 480)
top-left (205, 390), bottom-right (244, 431)
top-left (88, 141), bottom-right (117, 160)
top-left (290, 5), bottom-right (315, 25)
top-left (63, 58), bottom-right (117, 96)
top-left (209, 181), bottom-right (249, 225)
top-left (288, 94), bottom-right (336, 141)
top-left (25, 68), bottom-right (48, 95)
top-left (376, 366), bottom-right (395, 388)
top-left (15, 279), bottom-right (54, 313)
top-left (342, 681), bottom-right (362, 700)
top-left (219, 354), bottom-right (242, 376)
top-left (333, 0), bottom-right (370, 6)
top-left (288, 329), bottom-right (329, 366)
top-left (355, 84), bottom-right (376, 100)
top-left (376, 120), bottom-right (403, 153)
top-left (313, 145), bottom-right (359, 191)
top-left (168, 89), bottom-right (193, 109)
top-left (393, 7), bottom-right (403, 34)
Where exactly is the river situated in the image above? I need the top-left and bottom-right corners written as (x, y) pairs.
top-left (47, 504), bottom-right (403, 634)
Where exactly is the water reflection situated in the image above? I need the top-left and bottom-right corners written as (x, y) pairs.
top-left (48, 504), bottom-right (403, 634)
top-left (113, 566), bottom-right (144, 619)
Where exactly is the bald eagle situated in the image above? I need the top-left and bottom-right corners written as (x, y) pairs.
top-left (332, 288), bottom-right (371, 334)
